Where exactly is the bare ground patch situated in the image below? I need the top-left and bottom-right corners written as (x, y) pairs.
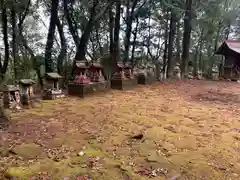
top-left (0, 80), bottom-right (240, 180)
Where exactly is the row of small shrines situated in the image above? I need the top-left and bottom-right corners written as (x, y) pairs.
top-left (0, 61), bottom-right (220, 110)
top-left (0, 61), bottom-right (157, 109)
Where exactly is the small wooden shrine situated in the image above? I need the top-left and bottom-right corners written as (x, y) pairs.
top-left (19, 79), bottom-right (35, 106)
top-left (43, 72), bottom-right (64, 100)
top-left (216, 40), bottom-right (240, 80)
top-left (1, 85), bottom-right (21, 109)
top-left (68, 61), bottom-right (110, 98)
top-left (111, 62), bottom-right (137, 90)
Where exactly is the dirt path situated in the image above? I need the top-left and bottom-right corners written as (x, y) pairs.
top-left (0, 80), bottom-right (240, 180)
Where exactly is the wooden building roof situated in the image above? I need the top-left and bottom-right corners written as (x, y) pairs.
top-left (216, 40), bottom-right (240, 57)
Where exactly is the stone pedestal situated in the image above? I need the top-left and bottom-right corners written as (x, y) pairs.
top-left (68, 81), bottom-right (110, 98)
top-left (173, 65), bottom-right (181, 80)
top-left (138, 74), bottom-right (156, 85)
top-left (42, 89), bottom-right (65, 100)
top-left (196, 70), bottom-right (203, 80)
top-left (111, 78), bottom-right (137, 90)
top-left (212, 65), bottom-right (219, 81)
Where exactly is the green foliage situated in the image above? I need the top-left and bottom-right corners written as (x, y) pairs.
top-left (0, 0), bottom-right (239, 84)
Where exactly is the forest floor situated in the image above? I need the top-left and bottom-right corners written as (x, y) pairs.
top-left (0, 80), bottom-right (240, 180)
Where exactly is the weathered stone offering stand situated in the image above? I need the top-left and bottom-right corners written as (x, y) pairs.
top-left (43, 72), bottom-right (65, 100)
top-left (68, 61), bottom-right (110, 98)
top-left (1, 85), bottom-right (21, 109)
top-left (19, 79), bottom-right (36, 107)
top-left (137, 64), bottom-right (156, 85)
top-left (111, 62), bottom-right (137, 90)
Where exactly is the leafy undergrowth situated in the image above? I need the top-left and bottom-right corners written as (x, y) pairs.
top-left (0, 80), bottom-right (240, 180)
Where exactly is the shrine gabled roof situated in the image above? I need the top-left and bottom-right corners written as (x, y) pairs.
top-left (216, 40), bottom-right (240, 56)
top-left (91, 62), bottom-right (102, 68)
top-left (19, 79), bottom-right (35, 85)
top-left (1, 85), bottom-right (20, 92)
top-left (76, 61), bottom-right (89, 68)
top-left (117, 62), bottom-right (124, 68)
top-left (124, 62), bottom-right (132, 68)
top-left (45, 72), bottom-right (62, 79)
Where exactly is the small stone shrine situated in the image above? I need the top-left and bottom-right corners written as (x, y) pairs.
top-left (111, 62), bottom-right (137, 90)
top-left (2, 85), bottom-right (21, 109)
top-left (188, 61), bottom-right (194, 79)
top-left (43, 72), bottom-right (64, 100)
top-left (196, 69), bottom-right (203, 80)
top-left (173, 63), bottom-right (181, 80)
top-left (212, 65), bottom-right (219, 81)
top-left (19, 79), bottom-right (36, 106)
top-left (137, 63), bottom-right (156, 85)
top-left (68, 61), bottom-right (110, 98)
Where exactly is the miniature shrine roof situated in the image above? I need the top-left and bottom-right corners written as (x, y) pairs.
top-left (45, 72), bottom-right (62, 79)
top-left (216, 40), bottom-right (240, 56)
top-left (76, 61), bottom-right (89, 68)
top-left (91, 62), bottom-right (102, 68)
top-left (117, 62), bottom-right (124, 68)
top-left (20, 79), bottom-right (35, 85)
top-left (125, 62), bottom-right (132, 68)
top-left (1, 85), bottom-right (20, 92)
top-left (116, 62), bottom-right (133, 68)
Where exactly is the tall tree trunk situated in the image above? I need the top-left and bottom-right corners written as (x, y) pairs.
top-left (0, 0), bottom-right (10, 80)
top-left (131, 17), bottom-right (139, 66)
top-left (45, 0), bottom-right (59, 73)
top-left (17, 0), bottom-right (44, 88)
top-left (112, 1), bottom-right (121, 66)
top-left (162, 12), bottom-right (169, 74)
top-left (74, 1), bottom-right (113, 61)
top-left (95, 27), bottom-right (103, 56)
top-left (11, 2), bottom-right (17, 80)
top-left (123, 0), bottom-right (138, 63)
top-left (109, 7), bottom-right (114, 54)
top-left (56, 17), bottom-right (67, 75)
top-left (63, 0), bottom-right (80, 47)
top-left (167, 9), bottom-right (177, 78)
top-left (74, 14), bottom-right (96, 61)
top-left (181, 0), bottom-right (193, 78)
top-left (176, 21), bottom-right (181, 63)
top-left (193, 28), bottom-right (204, 76)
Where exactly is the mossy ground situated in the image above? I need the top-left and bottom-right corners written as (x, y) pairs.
top-left (0, 80), bottom-right (240, 179)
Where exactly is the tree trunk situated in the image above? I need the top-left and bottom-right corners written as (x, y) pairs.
top-left (162, 12), bottom-right (169, 74)
top-left (74, 0), bottom-right (113, 61)
top-left (131, 17), bottom-right (139, 66)
top-left (0, 0), bottom-right (10, 80)
top-left (176, 21), bottom-right (181, 63)
top-left (109, 7), bottom-right (114, 54)
top-left (112, 1), bottom-right (121, 66)
top-left (167, 10), bottom-right (177, 78)
top-left (11, 3), bottom-right (17, 80)
top-left (17, 1), bottom-right (44, 88)
top-left (193, 28), bottom-right (204, 76)
top-left (95, 27), bottom-right (103, 56)
top-left (56, 16), bottom-right (67, 75)
top-left (63, 0), bottom-right (80, 47)
top-left (45, 0), bottom-right (59, 73)
top-left (181, 0), bottom-right (193, 78)
top-left (74, 16), bottom-right (96, 61)
top-left (123, 0), bottom-right (138, 63)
